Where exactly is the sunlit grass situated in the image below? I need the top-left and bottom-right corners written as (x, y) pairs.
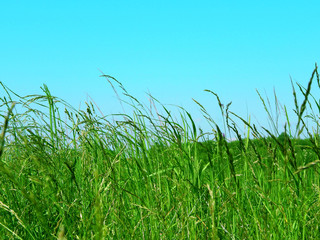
top-left (0, 65), bottom-right (319, 239)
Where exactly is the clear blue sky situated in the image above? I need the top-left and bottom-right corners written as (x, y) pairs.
top-left (1, 1), bottom-right (319, 135)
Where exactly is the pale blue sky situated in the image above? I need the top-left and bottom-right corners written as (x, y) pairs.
top-left (1, 1), bottom-right (319, 134)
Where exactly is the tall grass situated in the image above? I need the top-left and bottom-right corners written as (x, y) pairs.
top-left (0, 65), bottom-right (319, 239)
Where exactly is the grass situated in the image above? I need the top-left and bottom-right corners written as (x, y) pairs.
top-left (0, 65), bottom-right (319, 239)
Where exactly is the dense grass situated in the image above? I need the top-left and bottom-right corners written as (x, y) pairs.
top-left (0, 65), bottom-right (320, 239)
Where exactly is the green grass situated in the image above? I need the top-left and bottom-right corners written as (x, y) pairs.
top-left (0, 65), bottom-right (319, 239)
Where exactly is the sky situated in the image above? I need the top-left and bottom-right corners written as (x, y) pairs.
top-left (1, 0), bottom-right (320, 136)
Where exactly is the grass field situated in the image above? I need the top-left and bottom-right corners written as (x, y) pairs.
top-left (0, 65), bottom-right (319, 239)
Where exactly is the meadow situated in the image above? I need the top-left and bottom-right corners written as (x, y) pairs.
top-left (0, 65), bottom-right (319, 239)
